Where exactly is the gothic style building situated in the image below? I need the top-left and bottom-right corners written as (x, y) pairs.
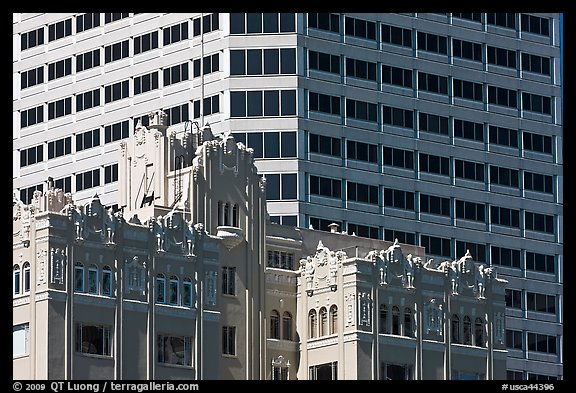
top-left (13, 112), bottom-right (508, 380)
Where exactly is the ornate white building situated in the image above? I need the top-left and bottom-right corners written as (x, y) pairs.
top-left (13, 112), bottom-right (508, 379)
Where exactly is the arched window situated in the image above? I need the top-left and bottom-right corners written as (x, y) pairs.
top-left (451, 314), bottom-right (460, 344)
top-left (404, 308), bottom-right (413, 337)
top-left (282, 311), bottom-right (292, 340)
top-left (169, 276), bottom-right (179, 305)
top-left (13, 265), bottom-right (21, 296)
top-left (156, 274), bottom-right (166, 304)
top-left (74, 262), bottom-right (84, 293)
top-left (88, 264), bottom-right (98, 294)
top-left (392, 306), bottom-right (400, 335)
top-left (379, 304), bottom-right (388, 334)
top-left (463, 316), bottom-right (472, 345)
top-left (224, 203), bottom-right (230, 226)
top-left (474, 317), bottom-right (484, 347)
top-left (308, 309), bottom-right (317, 338)
top-left (102, 266), bottom-right (113, 297)
top-left (270, 310), bottom-right (280, 339)
top-left (319, 307), bottom-right (328, 336)
top-left (23, 262), bottom-right (31, 293)
top-left (329, 305), bottom-right (338, 335)
top-left (182, 277), bottom-right (193, 307)
top-left (217, 201), bottom-right (223, 226)
top-left (232, 204), bottom-right (239, 227)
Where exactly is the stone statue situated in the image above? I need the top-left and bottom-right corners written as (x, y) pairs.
top-left (104, 208), bottom-right (117, 244)
top-left (475, 264), bottom-right (490, 299)
top-left (368, 249), bottom-right (389, 286)
top-left (151, 215), bottom-right (166, 252)
top-left (183, 221), bottom-right (195, 257)
top-left (328, 251), bottom-right (338, 284)
top-left (439, 260), bottom-right (460, 295)
top-left (404, 254), bottom-right (418, 289)
top-left (70, 205), bottom-right (85, 240)
top-left (305, 256), bottom-right (315, 290)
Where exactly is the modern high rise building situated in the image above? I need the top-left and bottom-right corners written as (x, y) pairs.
top-left (13, 13), bottom-right (562, 379)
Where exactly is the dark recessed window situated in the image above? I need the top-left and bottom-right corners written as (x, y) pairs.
top-left (308, 13), bottom-right (340, 34)
top-left (48, 18), bottom-right (72, 42)
top-left (490, 206), bottom-right (520, 228)
top-left (21, 27), bottom-right (44, 51)
top-left (309, 50), bottom-right (340, 74)
top-left (489, 125), bottom-right (518, 148)
top-left (104, 40), bottom-right (129, 63)
top-left (20, 66), bottom-right (44, 89)
top-left (382, 65), bottom-right (412, 88)
top-left (382, 24), bottom-right (412, 48)
top-left (455, 159), bottom-right (484, 182)
top-left (134, 31), bottom-right (159, 55)
top-left (491, 246), bottom-right (520, 268)
top-left (310, 133), bottom-right (341, 157)
top-left (489, 165), bottom-right (519, 188)
top-left (383, 106), bottom-right (413, 128)
top-left (76, 13), bottom-right (100, 33)
top-left (163, 21), bottom-right (188, 46)
top-left (77, 49), bottom-right (100, 73)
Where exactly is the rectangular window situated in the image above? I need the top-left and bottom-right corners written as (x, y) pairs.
top-left (489, 125), bottom-right (518, 148)
top-left (488, 86), bottom-right (518, 108)
top-left (420, 194), bottom-right (450, 216)
top-left (104, 13), bottom-right (129, 24)
top-left (454, 119), bottom-right (484, 141)
top-left (164, 104), bottom-right (189, 127)
top-left (48, 136), bottom-right (72, 159)
top-left (488, 46), bottom-right (517, 69)
top-left (21, 27), bottom-right (44, 51)
top-left (505, 289), bottom-right (522, 309)
top-left (54, 176), bottom-right (72, 194)
top-left (523, 132), bottom-right (552, 154)
top-left (20, 144), bottom-right (43, 168)
top-left (310, 175), bottom-right (341, 199)
top-left (310, 133), bottom-right (341, 157)
top-left (157, 335), bottom-right (192, 366)
top-left (420, 235), bottom-right (451, 258)
top-left (20, 184), bottom-right (43, 205)
top-left (75, 323), bottom-right (112, 356)
top-left (134, 31), bottom-right (159, 55)
top-left (381, 24), bottom-right (412, 48)
top-left (527, 292), bottom-right (556, 314)
top-left (308, 13), bottom-right (340, 33)
top-left (104, 80), bottom-right (129, 103)
top-left (193, 94), bottom-right (220, 118)
top-left (491, 206), bottom-right (520, 228)
top-left (417, 32), bottom-right (447, 55)
top-left (265, 173), bottom-right (297, 200)
top-left (104, 40), bottom-right (129, 63)
top-left (163, 63), bottom-right (189, 87)
top-left (522, 53), bottom-right (551, 75)
top-left (77, 13), bottom-right (100, 33)
top-left (309, 92), bottom-right (341, 116)
top-left (347, 140), bottom-right (377, 163)
top-left (346, 98), bottom-right (377, 122)
top-left (383, 187), bottom-right (413, 210)
top-left (48, 97), bottom-right (72, 120)
top-left (344, 16), bottom-right (376, 40)
top-left (524, 212), bottom-right (554, 234)
top-left (453, 79), bottom-right (483, 102)
top-left (384, 147), bottom-right (414, 170)
top-left (48, 18), bottom-right (72, 42)
top-left (384, 229), bottom-right (416, 245)
top-left (523, 171), bottom-right (553, 194)
top-left (267, 250), bottom-right (295, 270)
top-left (383, 105), bottom-right (413, 128)
top-left (13, 324), bottom-right (30, 358)
top-left (452, 39), bottom-right (482, 62)
top-left (20, 105), bottom-right (44, 128)
top-left (309, 361), bottom-right (338, 380)
top-left (134, 72), bottom-right (159, 95)
top-left (527, 333), bottom-right (556, 354)
top-left (506, 329), bottom-right (523, 350)
top-left (346, 57), bottom-right (377, 81)
top-left (455, 159), bottom-right (484, 182)
top-left (382, 65), bottom-right (412, 88)
top-left (452, 13), bottom-right (482, 22)
top-left (192, 13), bottom-right (219, 36)
top-left (222, 266), bottom-right (236, 295)
top-left (456, 241), bottom-right (486, 262)
top-left (309, 217), bottom-right (342, 233)
top-left (76, 169), bottom-right (100, 192)
top-left (222, 326), bottom-right (236, 356)
top-left (349, 182), bottom-right (379, 205)
top-left (456, 200), bottom-right (485, 222)
top-left (231, 90), bottom-right (295, 118)
top-left (20, 66), bottom-right (44, 89)
top-left (418, 72), bottom-right (448, 95)
top-left (309, 50), bottom-right (340, 74)
top-left (491, 246), bottom-right (521, 268)
top-left (521, 14), bottom-right (550, 36)
top-left (348, 223), bottom-right (379, 239)
top-left (194, 53), bottom-right (219, 77)
top-left (77, 49), bottom-right (100, 73)
top-left (489, 165), bottom-right (519, 188)
top-left (526, 251), bottom-right (555, 274)
top-left (380, 363), bottom-right (413, 380)
top-left (76, 89), bottom-right (100, 112)
top-left (76, 129), bottom-right (100, 152)
top-left (420, 153), bottom-right (449, 176)
top-left (48, 57), bottom-right (72, 81)
top-left (104, 163), bottom-right (118, 184)
top-left (487, 13), bottom-right (516, 29)
top-left (527, 374), bottom-right (558, 381)
top-left (522, 92), bottom-right (552, 115)
top-left (163, 21), bottom-right (188, 46)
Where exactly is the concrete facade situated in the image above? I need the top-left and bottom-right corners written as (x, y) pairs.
top-left (13, 13), bottom-right (562, 379)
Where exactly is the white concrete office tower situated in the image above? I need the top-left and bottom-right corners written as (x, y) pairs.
top-left (13, 13), bottom-right (562, 379)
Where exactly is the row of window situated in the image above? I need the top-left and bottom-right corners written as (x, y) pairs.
top-left (267, 250), bottom-right (295, 270)
top-left (507, 370), bottom-right (559, 381)
top-left (378, 305), bottom-right (414, 337)
top-left (506, 289), bottom-right (558, 314)
top-left (308, 13), bottom-right (551, 41)
top-left (307, 218), bottom-right (558, 266)
top-left (308, 306), bottom-right (338, 338)
top-left (450, 314), bottom-right (485, 347)
top-left (269, 310), bottom-right (293, 340)
top-left (506, 329), bottom-right (558, 354)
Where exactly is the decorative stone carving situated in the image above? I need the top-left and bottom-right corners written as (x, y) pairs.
top-left (494, 312), bottom-right (505, 344)
top-left (345, 293), bottom-right (356, 327)
top-left (439, 260), bottom-right (460, 296)
top-left (69, 204), bottom-right (86, 241)
top-left (125, 256), bottom-right (146, 295)
top-left (475, 264), bottom-right (490, 300)
top-left (51, 248), bottom-right (66, 285)
top-left (150, 215), bottom-right (166, 253)
top-left (424, 298), bottom-right (444, 336)
top-left (205, 270), bottom-right (218, 306)
top-left (404, 254), bottom-right (420, 289)
top-left (37, 249), bottom-right (47, 284)
top-left (359, 292), bottom-right (372, 327)
top-left (20, 206), bottom-right (31, 247)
